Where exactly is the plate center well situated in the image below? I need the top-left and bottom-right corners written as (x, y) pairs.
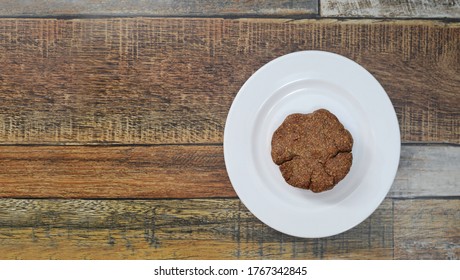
top-left (252, 78), bottom-right (373, 211)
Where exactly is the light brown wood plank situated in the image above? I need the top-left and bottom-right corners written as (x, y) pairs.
top-left (0, 19), bottom-right (458, 144)
top-left (394, 199), bottom-right (460, 259)
top-left (389, 145), bottom-right (460, 198)
top-left (0, 198), bottom-right (393, 259)
top-left (322, 0), bottom-right (460, 18)
top-left (0, 0), bottom-right (318, 17)
top-left (0, 145), bottom-right (233, 199)
top-left (0, 145), bottom-right (457, 199)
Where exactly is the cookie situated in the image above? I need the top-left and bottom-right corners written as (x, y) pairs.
top-left (271, 109), bottom-right (353, 193)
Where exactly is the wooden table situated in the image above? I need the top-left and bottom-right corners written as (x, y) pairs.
top-left (0, 1), bottom-right (458, 260)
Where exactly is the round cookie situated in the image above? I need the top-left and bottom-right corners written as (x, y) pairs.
top-left (271, 109), bottom-right (353, 193)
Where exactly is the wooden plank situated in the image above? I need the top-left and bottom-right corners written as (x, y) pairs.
top-left (0, 198), bottom-right (393, 259)
top-left (321, 0), bottom-right (460, 18)
top-left (0, 0), bottom-right (318, 17)
top-left (0, 19), bottom-right (458, 145)
top-left (394, 199), bottom-right (460, 259)
top-left (0, 145), bottom-right (233, 199)
top-left (389, 145), bottom-right (460, 198)
top-left (0, 145), bottom-right (457, 199)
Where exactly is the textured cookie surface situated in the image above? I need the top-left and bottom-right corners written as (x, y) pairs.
top-left (271, 109), bottom-right (353, 193)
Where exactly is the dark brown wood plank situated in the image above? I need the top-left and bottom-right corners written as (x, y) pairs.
top-left (322, 0), bottom-right (460, 18)
top-left (0, 19), bottom-right (458, 144)
top-left (0, 198), bottom-right (393, 259)
top-left (0, 0), bottom-right (318, 17)
top-left (394, 199), bottom-right (460, 259)
top-left (0, 145), bottom-right (456, 199)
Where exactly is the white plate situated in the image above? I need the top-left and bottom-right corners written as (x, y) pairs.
top-left (224, 51), bottom-right (400, 238)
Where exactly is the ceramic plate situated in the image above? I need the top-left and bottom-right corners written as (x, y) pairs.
top-left (224, 51), bottom-right (400, 238)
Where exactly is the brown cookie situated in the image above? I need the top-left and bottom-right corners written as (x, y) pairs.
top-left (271, 109), bottom-right (353, 193)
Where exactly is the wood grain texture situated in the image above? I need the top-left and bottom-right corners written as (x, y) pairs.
top-left (0, 19), bottom-right (458, 145)
top-left (394, 199), bottom-right (460, 259)
top-left (0, 0), bottom-right (318, 17)
top-left (322, 0), bottom-right (460, 18)
top-left (0, 145), bottom-right (232, 199)
top-left (0, 198), bottom-right (393, 259)
top-left (389, 145), bottom-right (460, 198)
top-left (0, 145), bottom-right (457, 199)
